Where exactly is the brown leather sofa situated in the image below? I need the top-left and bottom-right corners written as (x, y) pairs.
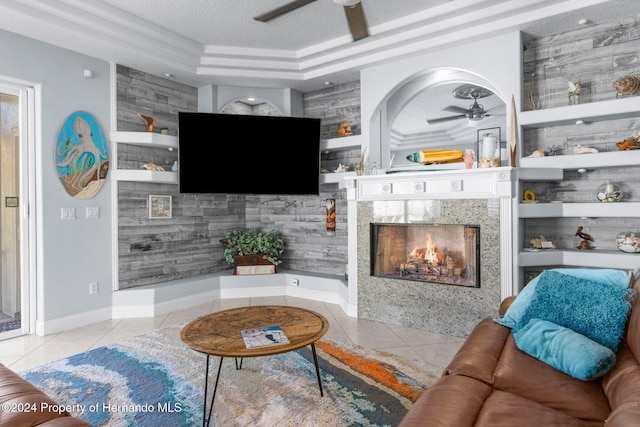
top-left (400, 277), bottom-right (640, 426)
top-left (0, 363), bottom-right (91, 426)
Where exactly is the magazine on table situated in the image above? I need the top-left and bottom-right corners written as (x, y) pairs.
top-left (241, 325), bottom-right (290, 348)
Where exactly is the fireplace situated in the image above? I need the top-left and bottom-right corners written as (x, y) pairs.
top-left (370, 223), bottom-right (480, 287)
top-left (345, 167), bottom-right (515, 337)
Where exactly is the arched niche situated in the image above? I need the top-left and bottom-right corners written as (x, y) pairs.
top-left (219, 98), bottom-right (283, 116)
top-left (380, 68), bottom-right (507, 170)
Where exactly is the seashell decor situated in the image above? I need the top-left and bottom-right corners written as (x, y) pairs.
top-left (613, 72), bottom-right (640, 98)
top-left (616, 232), bottom-right (640, 253)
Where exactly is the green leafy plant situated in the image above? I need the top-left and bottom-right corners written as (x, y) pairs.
top-left (222, 229), bottom-right (285, 266)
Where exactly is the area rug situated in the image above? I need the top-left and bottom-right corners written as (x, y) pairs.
top-left (20, 324), bottom-right (440, 426)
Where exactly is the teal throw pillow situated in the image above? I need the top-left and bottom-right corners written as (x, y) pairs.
top-left (495, 268), bottom-right (631, 329)
top-left (516, 271), bottom-right (634, 352)
top-left (513, 318), bottom-right (616, 380)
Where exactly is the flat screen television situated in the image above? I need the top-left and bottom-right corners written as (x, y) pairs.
top-left (178, 112), bottom-right (321, 195)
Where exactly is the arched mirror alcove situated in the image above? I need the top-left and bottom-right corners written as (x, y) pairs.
top-left (219, 98), bottom-right (282, 116)
top-left (381, 68), bottom-right (507, 170)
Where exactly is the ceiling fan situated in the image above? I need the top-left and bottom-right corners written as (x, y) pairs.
top-left (254, 0), bottom-right (369, 42)
top-left (426, 85), bottom-right (496, 125)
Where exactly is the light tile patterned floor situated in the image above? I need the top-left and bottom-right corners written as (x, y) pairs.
top-left (0, 296), bottom-right (465, 374)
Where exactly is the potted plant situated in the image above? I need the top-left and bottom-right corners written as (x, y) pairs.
top-left (221, 229), bottom-right (285, 273)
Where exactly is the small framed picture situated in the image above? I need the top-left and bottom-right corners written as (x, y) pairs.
top-left (149, 195), bottom-right (172, 219)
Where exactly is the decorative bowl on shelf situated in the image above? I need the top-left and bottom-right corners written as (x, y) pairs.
top-left (616, 232), bottom-right (640, 253)
top-left (596, 182), bottom-right (622, 202)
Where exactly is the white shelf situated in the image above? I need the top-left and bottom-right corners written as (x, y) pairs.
top-left (519, 150), bottom-right (640, 170)
top-left (110, 131), bottom-right (178, 150)
top-left (320, 172), bottom-right (357, 187)
top-left (519, 96), bottom-right (640, 128)
top-left (515, 96), bottom-right (640, 277)
top-left (516, 168), bottom-right (563, 181)
top-left (518, 249), bottom-right (640, 270)
top-left (110, 169), bottom-right (178, 184)
top-left (518, 202), bottom-right (640, 218)
top-left (320, 135), bottom-right (362, 152)
top-left (110, 131), bottom-right (179, 184)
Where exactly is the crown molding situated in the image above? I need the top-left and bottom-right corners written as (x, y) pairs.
top-left (0, 0), bottom-right (610, 90)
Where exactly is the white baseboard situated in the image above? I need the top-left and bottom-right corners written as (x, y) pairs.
top-left (36, 270), bottom-right (352, 335)
top-left (36, 307), bottom-right (112, 336)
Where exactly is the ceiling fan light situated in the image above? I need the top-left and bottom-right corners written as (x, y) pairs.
top-left (333, 0), bottom-right (360, 6)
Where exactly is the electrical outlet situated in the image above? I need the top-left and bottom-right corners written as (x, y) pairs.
top-left (89, 282), bottom-right (98, 294)
top-left (290, 278), bottom-right (299, 286)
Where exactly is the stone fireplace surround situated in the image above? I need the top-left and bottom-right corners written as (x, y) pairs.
top-left (345, 167), bottom-right (515, 337)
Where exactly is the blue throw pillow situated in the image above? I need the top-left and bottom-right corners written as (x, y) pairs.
top-left (495, 268), bottom-right (631, 329)
top-left (513, 318), bottom-right (616, 380)
top-left (516, 271), bottom-right (634, 352)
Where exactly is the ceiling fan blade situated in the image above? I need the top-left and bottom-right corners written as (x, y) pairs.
top-left (254, 0), bottom-right (317, 22)
top-left (344, 2), bottom-right (368, 41)
top-left (443, 105), bottom-right (470, 115)
top-left (426, 115), bottom-right (467, 124)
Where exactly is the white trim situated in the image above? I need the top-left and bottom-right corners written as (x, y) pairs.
top-left (109, 62), bottom-right (119, 291)
top-left (35, 307), bottom-right (112, 336)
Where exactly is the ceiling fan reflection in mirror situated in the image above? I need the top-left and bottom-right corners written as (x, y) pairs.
top-left (426, 85), bottom-right (499, 124)
top-left (254, 0), bottom-right (369, 41)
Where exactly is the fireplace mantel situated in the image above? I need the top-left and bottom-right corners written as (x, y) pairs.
top-left (344, 167), bottom-right (514, 201)
top-left (344, 167), bottom-right (517, 333)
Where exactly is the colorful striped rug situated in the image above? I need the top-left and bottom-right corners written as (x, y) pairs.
top-left (20, 324), bottom-right (439, 426)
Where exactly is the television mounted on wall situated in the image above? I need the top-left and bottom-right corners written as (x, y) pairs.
top-left (178, 112), bottom-right (321, 195)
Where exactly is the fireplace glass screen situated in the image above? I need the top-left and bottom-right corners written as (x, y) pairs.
top-left (370, 223), bottom-right (480, 287)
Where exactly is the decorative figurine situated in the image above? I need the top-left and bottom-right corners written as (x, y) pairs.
top-left (530, 236), bottom-right (556, 249)
top-left (337, 120), bottom-right (353, 136)
top-left (325, 198), bottom-right (336, 236)
top-left (615, 132), bottom-right (640, 150)
top-left (137, 113), bottom-right (157, 132)
top-left (141, 162), bottom-right (165, 171)
top-left (523, 189), bottom-right (536, 202)
top-left (355, 147), bottom-right (366, 176)
top-left (575, 226), bottom-right (595, 250)
top-left (464, 149), bottom-right (474, 169)
top-left (613, 73), bottom-right (640, 98)
top-left (573, 145), bottom-right (598, 154)
top-left (334, 164), bottom-right (349, 173)
top-left (526, 150), bottom-right (545, 158)
top-left (568, 81), bottom-right (580, 105)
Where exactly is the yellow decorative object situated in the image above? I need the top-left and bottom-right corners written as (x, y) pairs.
top-left (414, 149), bottom-right (463, 165)
top-left (523, 190), bottom-right (536, 202)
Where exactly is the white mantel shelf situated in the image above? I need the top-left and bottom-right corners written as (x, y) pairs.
top-left (345, 167), bottom-right (515, 201)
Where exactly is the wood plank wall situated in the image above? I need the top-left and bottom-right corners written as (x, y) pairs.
top-left (116, 66), bottom-right (356, 288)
top-left (522, 17), bottom-right (640, 259)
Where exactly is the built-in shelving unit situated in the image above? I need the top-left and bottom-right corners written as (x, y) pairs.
top-left (515, 96), bottom-right (640, 280)
top-left (109, 131), bottom-right (178, 184)
top-left (319, 135), bottom-right (362, 187)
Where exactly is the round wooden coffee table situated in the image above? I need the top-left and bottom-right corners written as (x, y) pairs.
top-left (180, 305), bottom-right (329, 427)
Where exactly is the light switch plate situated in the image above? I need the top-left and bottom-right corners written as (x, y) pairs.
top-left (61, 207), bottom-right (75, 220)
top-left (86, 207), bottom-right (100, 219)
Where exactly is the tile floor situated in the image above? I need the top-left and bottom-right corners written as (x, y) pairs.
top-left (0, 296), bottom-right (466, 374)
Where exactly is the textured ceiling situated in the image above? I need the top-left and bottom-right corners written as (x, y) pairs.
top-left (0, 0), bottom-right (637, 92)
